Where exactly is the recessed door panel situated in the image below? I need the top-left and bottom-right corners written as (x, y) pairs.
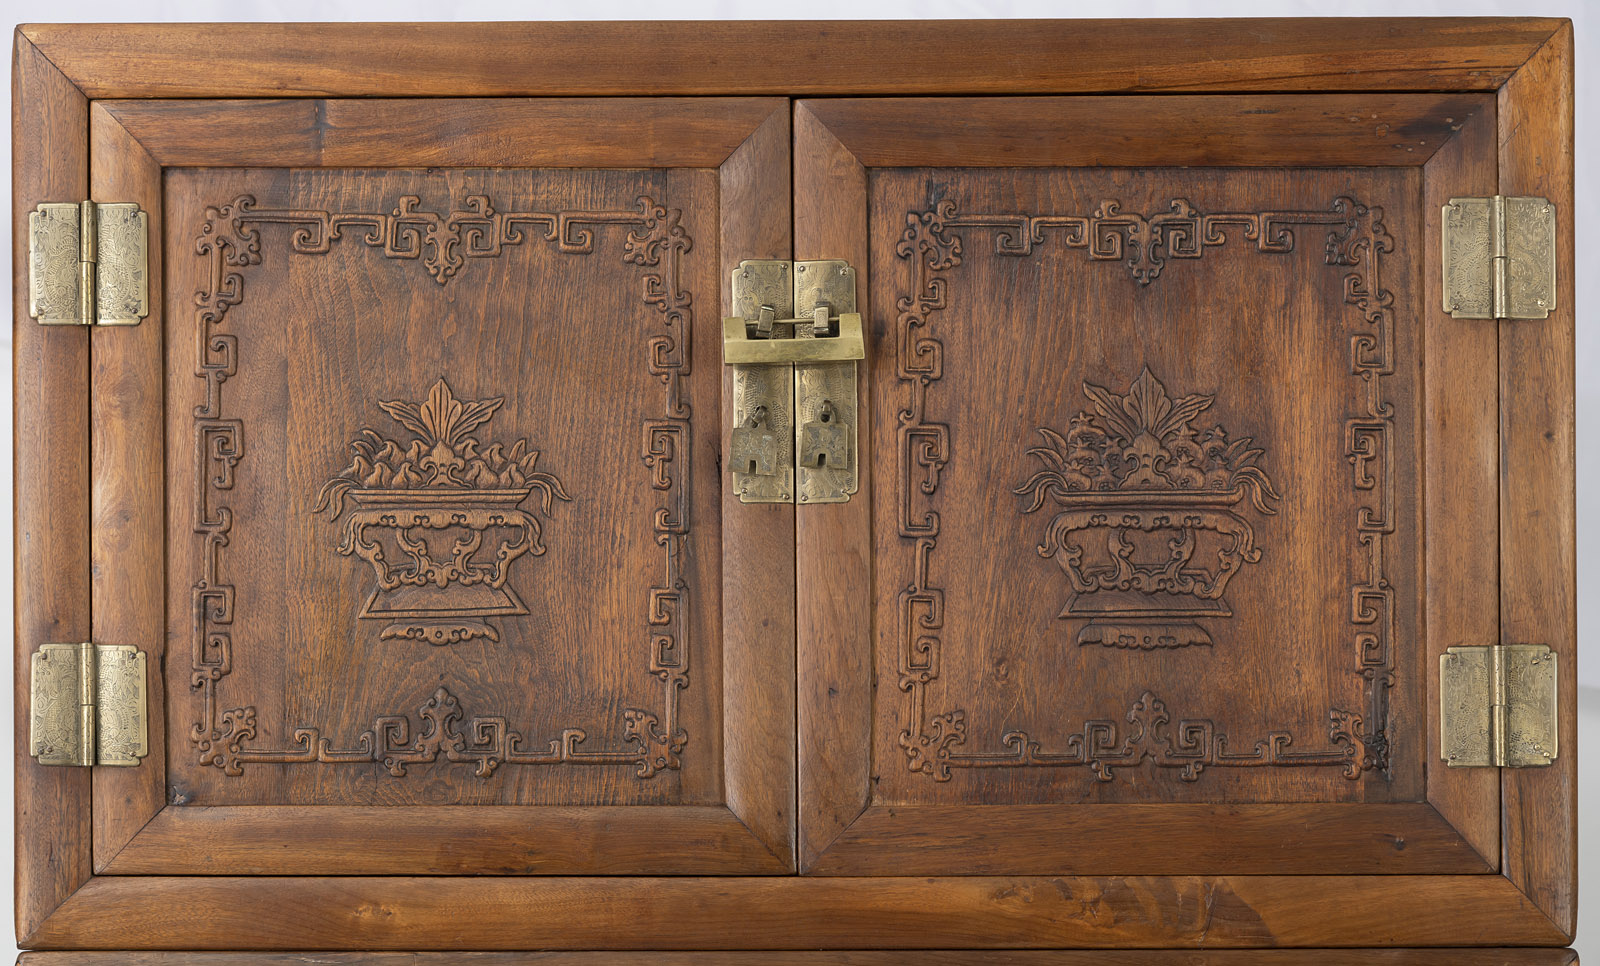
top-left (166, 167), bottom-right (713, 807)
top-left (874, 167), bottom-right (1420, 806)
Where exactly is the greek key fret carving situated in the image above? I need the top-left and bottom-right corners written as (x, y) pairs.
top-left (189, 192), bottom-right (693, 779)
top-left (895, 195), bottom-right (1396, 783)
top-left (906, 691), bottom-right (1376, 784)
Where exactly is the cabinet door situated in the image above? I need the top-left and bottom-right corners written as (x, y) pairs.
top-left (78, 97), bottom-right (795, 875)
top-left (790, 93), bottom-right (1566, 896)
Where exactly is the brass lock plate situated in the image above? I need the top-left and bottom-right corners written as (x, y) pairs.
top-left (725, 259), bottom-right (862, 504)
top-left (728, 261), bottom-right (796, 503)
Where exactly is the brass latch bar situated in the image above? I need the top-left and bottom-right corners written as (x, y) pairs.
top-left (29, 642), bottom-right (149, 767)
top-left (1440, 643), bottom-right (1557, 768)
top-left (29, 200), bottom-right (149, 326)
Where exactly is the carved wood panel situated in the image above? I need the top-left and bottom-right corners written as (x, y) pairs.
top-left (871, 168), bottom-right (1422, 804)
top-left (164, 169), bottom-right (719, 806)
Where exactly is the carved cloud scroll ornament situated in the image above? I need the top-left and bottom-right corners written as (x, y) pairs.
top-left (189, 193), bottom-right (692, 780)
top-left (894, 195), bottom-right (1396, 784)
top-left (1014, 367), bottom-right (1281, 650)
top-left (314, 377), bottom-right (571, 646)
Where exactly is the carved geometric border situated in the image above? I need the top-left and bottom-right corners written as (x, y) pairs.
top-left (893, 196), bottom-right (1396, 783)
top-left (188, 193), bottom-right (692, 779)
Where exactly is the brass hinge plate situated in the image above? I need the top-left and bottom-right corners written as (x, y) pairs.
top-left (29, 643), bottom-right (150, 767)
top-left (1440, 644), bottom-right (1557, 768)
top-left (29, 201), bottom-right (149, 326)
top-left (725, 259), bottom-right (863, 505)
top-left (1442, 195), bottom-right (1556, 320)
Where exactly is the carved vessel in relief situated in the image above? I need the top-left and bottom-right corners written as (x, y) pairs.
top-left (1016, 366), bottom-right (1280, 649)
top-left (314, 377), bottom-right (571, 645)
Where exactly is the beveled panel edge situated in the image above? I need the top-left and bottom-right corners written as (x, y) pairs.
top-left (100, 805), bottom-right (791, 876)
top-left (19, 19), bottom-right (1564, 98)
top-left (86, 100), bottom-right (169, 876)
top-left (716, 100), bottom-right (798, 870)
top-left (791, 101), bottom-right (873, 872)
top-left (802, 804), bottom-right (1494, 877)
top-left (1418, 99), bottom-right (1502, 869)
top-left (96, 97), bottom-right (790, 169)
top-left (797, 93), bottom-right (1495, 169)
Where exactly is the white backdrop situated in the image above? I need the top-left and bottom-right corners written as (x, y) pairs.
top-left (1, 0), bottom-right (1593, 954)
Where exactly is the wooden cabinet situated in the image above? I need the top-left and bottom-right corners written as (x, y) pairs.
top-left (12, 19), bottom-right (1576, 961)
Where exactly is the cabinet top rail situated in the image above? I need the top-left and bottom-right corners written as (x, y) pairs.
top-left (18, 18), bottom-right (1567, 99)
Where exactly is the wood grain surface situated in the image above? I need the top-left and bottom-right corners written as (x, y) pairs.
top-left (793, 101), bottom-right (874, 870)
top-left (716, 101), bottom-right (797, 868)
top-left (22, 874), bottom-right (1570, 949)
top-left (12, 950), bottom-right (1583, 966)
top-left (71, 98), bottom-right (796, 876)
top-left (1496, 22), bottom-right (1578, 941)
top-left (10, 14), bottom-right (1576, 955)
top-left (96, 98), bottom-right (787, 168)
top-left (12, 31), bottom-right (93, 943)
top-left (20, 19), bottom-right (1563, 97)
top-left (797, 94), bottom-right (1493, 168)
top-left (87, 102), bottom-right (167, 874)
top-left (1418, 88), bottom-right (1502, 869)
top-left (99, 806), bottom-right (787, 875)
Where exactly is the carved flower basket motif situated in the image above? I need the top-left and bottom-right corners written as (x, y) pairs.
top-left (1015, 367), bottom-right (1281, 650)
top-left (315, 378), bottom-right (571, 645)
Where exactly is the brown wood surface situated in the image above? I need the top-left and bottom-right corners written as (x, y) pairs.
top-left (1418, 92), bottom-right (1502, 869)
top-left (803, 804), bottom-right (1490, 876)
top-left (798, 94), bottom-right (1492, 168)
top-left (97, 99), bottom-right (787, 168)
top-left (22, 875), bottom-right (1570, 949)
top-left (10, 14), bottom-right (1579, 955)
top-left (714, 99), bottom-right (794, 867)
top-left (12, 32), bottom-right (92, 943)
top-left (800, 121), bottom-right (1442, 871)
top-left (19, 19), bottom-right (1562, 97)
top-left (73, 99), bottom-right (793, 874)
top-left (793, 101), bottom-right (874, 870)
top-left (159, 165), bottom-right (725, 810)
top-left (11, 951), bottom-right (1583, 966)
top-left (87, 103), bottom-right (167, 873)
top-left (1496, 22), bottom-right (1578, 942)
top-left (99, 806), bottom-right (786, 875)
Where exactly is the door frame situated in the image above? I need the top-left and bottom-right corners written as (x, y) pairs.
top-left (793, 91), bottom-right (1503, 877)
top-left (14, 18), bottom-right (1574, 948)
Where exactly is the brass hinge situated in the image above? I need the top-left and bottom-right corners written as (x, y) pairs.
top-left (723, 259), bottom-right (864, 505)
top-left (29, 642), bottom-right (149, 767)
top-left (1440, 644), bottom-right (1558, 768)
top-left (29, 201), bottom-right (149, 326)
top-left (1441, 195), bottom-right (1556, 320)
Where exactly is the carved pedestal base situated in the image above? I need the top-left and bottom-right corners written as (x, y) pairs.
top-left (1075, 621), bottom-right (1214, 650)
